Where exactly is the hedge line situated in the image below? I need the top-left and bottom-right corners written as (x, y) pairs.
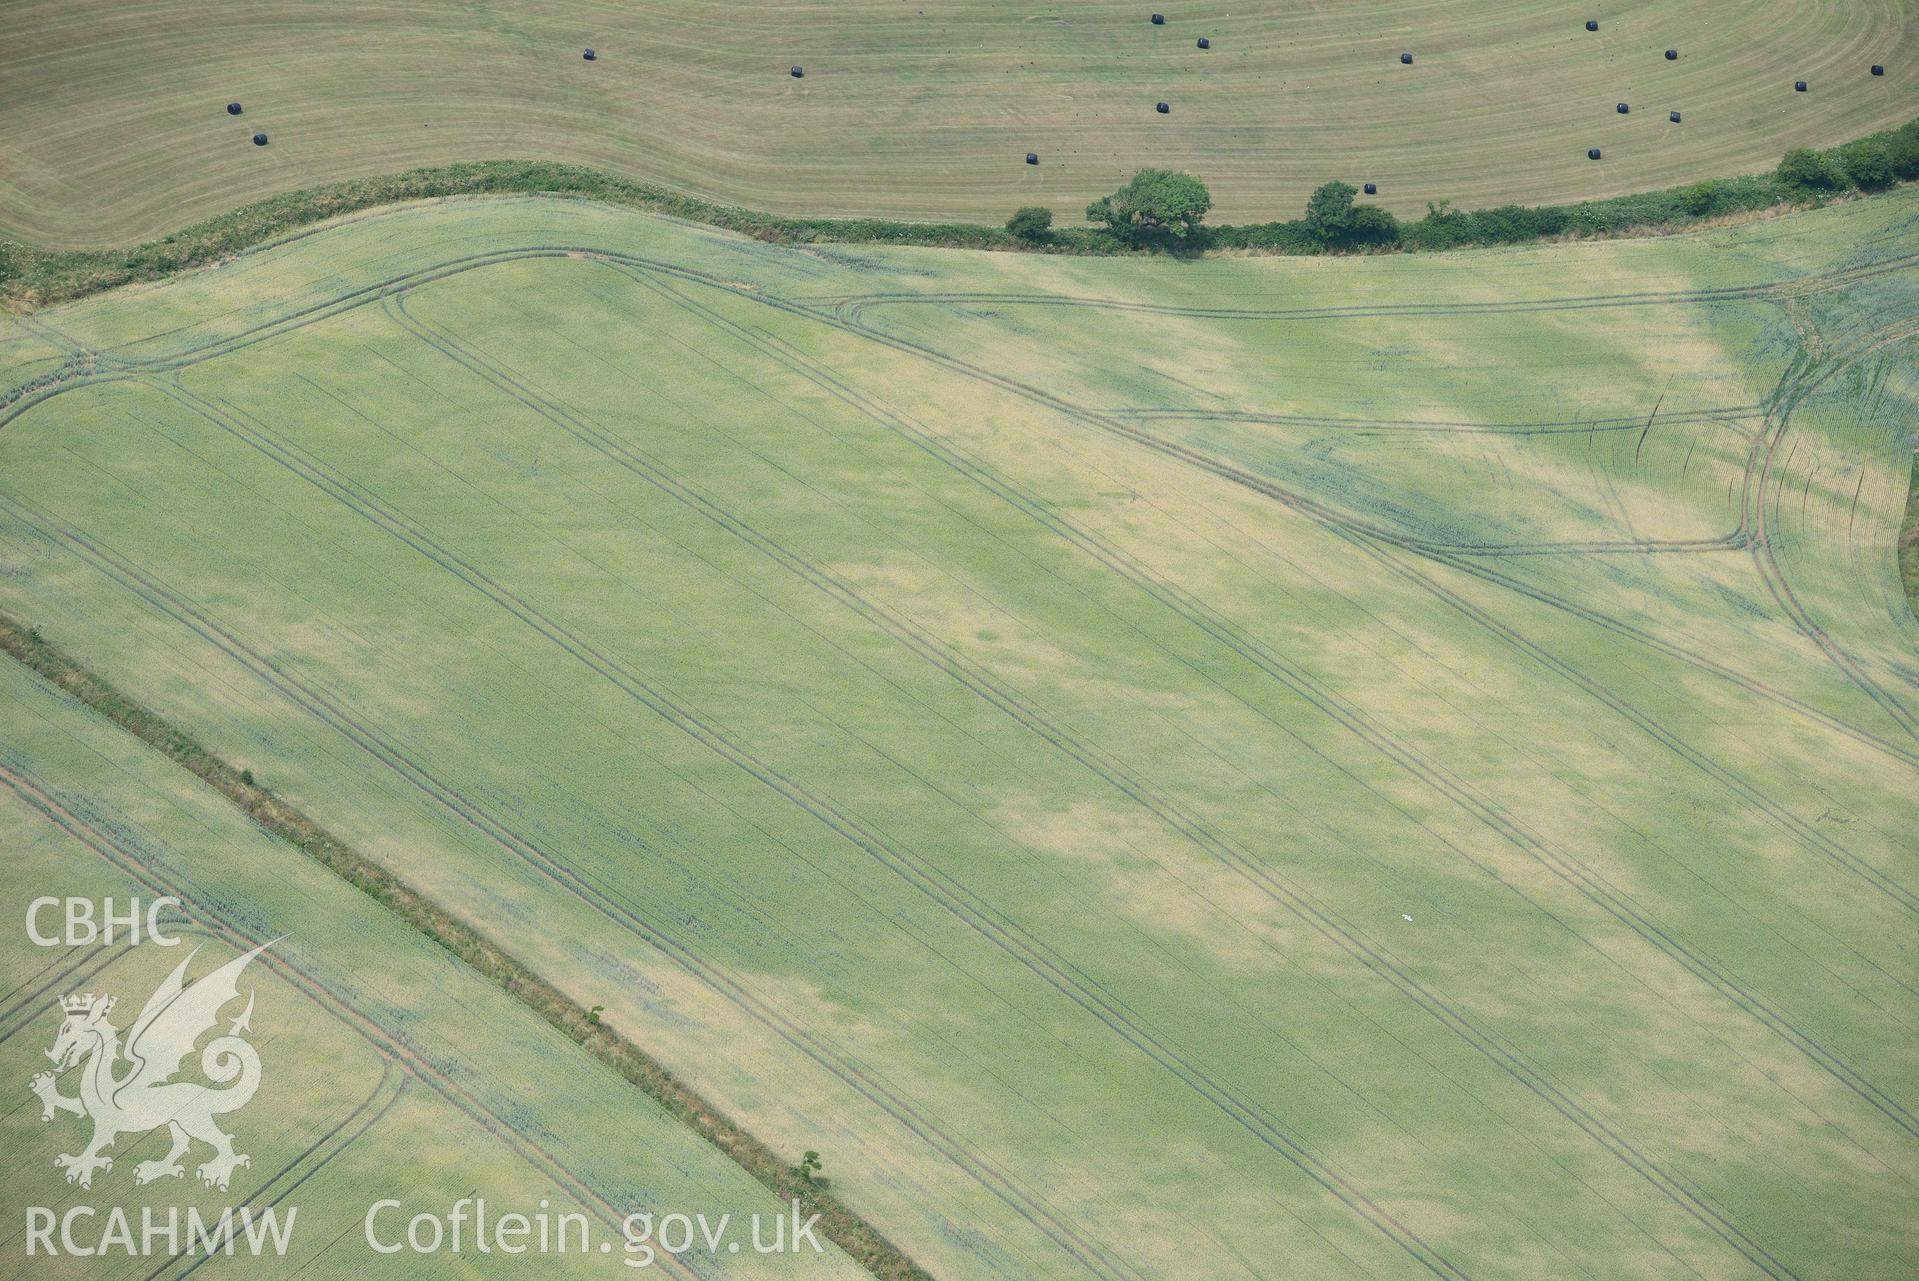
top-left (0, 610), bottom-right (933, 1281)
top-left (1219, 114), bottom-right (1919, 252)
top-left (1902, 454), bottom-right (1919, 618)
top-left (2, 116), bottom-right (1915, 308)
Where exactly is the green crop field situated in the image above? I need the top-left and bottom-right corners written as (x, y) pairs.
top-left (0, 188), bottom-right (1913, 1279)
top-left (1, 0), bottom-right (1914, 246)
top-left (0, 656), bottom-right (864, 1278)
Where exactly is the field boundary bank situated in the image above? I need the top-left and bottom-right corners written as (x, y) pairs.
top-left (3, 113), bottom-right (1916, 310)
top-left (1902, 453), bottom-right (1919, 618)
top-left (0, 610), bottom-right (935, 1281)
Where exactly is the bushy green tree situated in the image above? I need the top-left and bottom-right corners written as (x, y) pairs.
top-left (1303, 181), bottom-right (1359, 242)
top-left (1085, 170), bottom-right (1213, 242)
top-left (1345, 205), bottom-right (1400, 245)
top-left (1837, 140), bottom-right (1897, 190)
top-left (1675, 181), bottom-right (1721, 217)
top-left (1302, 181), bottom-right (1399, 247)
top-left (1887, 120), bottom-right (1919, 181)
top-left (1776, 147), bottom-right (1845, 191)
top-left (1005, 206), bottom-right (1054, 240)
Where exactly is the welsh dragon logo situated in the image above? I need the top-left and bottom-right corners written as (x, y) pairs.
top-left (30, 942), bottom-right (273, 1192)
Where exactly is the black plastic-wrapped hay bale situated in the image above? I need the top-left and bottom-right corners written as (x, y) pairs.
top-left (1795, 80), bottom-right (1807, 91)
top-left (1197, 37), bottom-right (1209, 49)
top-left (252, 132), bottom-right (268, 146)
top-left (1156, 101), bottom-right (1170, 113)
top-left (1363, 182), bottom-right (1377, 195)
top-left (1400, 52), bottom-right (1413, 65)
top-left (1872, 64), bottom-right (1885, 75)
top-left (583, 48), bottom-right (596, 61)
top-left (1025, 152), bottom-right (1039, 165)
top-left (226, 102), bottom-right (242, 115)
top-left (1617, 102), bottom-right (1629, 113)
top-left (1588, 148), bottom-right (1602, 160)
top-left (791, 65), bottom-right (804, 78)
top-left (1666, 49), bottom-right (1678, 61)
top-left (1670, 110), bottom-right (1682, 122)
top-left (1586, 20), bottom-right (1598, 32)
top-left (1151, 13), bottom-right (1164, 25)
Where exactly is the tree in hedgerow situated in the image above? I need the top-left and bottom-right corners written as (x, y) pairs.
top-left (1344, 205), bottom-right (1400, 245)
top-left (796, 1150), bottom-right (823, 1183)
top-left (1304, 180), bottom-right (1359, 243)
top-left (1888, 121), bottom-right (1919, 182)
top-left (1675, 181), bottom-right (1721, 217)
top-left (1837, 140), bottom-right (1897, 191)
top-left (1005, 206), bottom-right (1054, 240)
top-left (1303, 181), bottom-right (1399, 247)
top-left (1776, 147), bottom-right (1846, 191)
top-left (1085, 170), bottom-right (1212, 242)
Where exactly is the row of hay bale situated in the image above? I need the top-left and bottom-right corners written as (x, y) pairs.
top-left (224, 101), bottom-right (268, 146)
top-left (1138, 11), bottom-right (1215, 129)
top-left (575, 17), bottom-right (1890, 181)
top-left (1018, 13), bottom-right (1213, 162)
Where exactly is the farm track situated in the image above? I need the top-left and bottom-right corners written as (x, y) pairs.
top-left (0, 267), bottom-right (1769, 561)
top-left (750, 284), bottom-right (1919, 908)
top-left (0, 237), bottom-right (1873, 558)
top-left (819, 252), bottom-right (1919, 327)
top-left (7, 241), bottom-right (1914, 775)
top-left (776, 270), bottom-right (1919, 1042)
top-left (794, 278), bottom-right (1919, 904)
top-left (1745, 316), bottom-right (1919, 742)
top-left (157, 1058), bottom-right (405, 1281)
top-left (15, 235), bottom-right (1919, 919)
top-left (378, 284), bottom-right (1823, 1279)
top-left (1103, 406), bottom-right (1765, 440)
top-left (1066, 405), bottom-right (1763, 554)
top-left (630, 272), bottom-right (1919, 1138)
top-left (158, 362), bottom-right (1455, 1281)
top-left (0, 757), bottom-right (707, 1281)
top-left (1, 229), bottom-right (1914, 1277)
top-left (0, 942), bottom-right (118, 1041)
top-left (449, 253), bottom-right (1903, 1273)
top-left (0, 925), bottom-right (412, 1280)
top-left (0, 500), bottom-right (1143, 1281)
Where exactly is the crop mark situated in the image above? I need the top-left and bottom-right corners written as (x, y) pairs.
top-left (614, 266), bottom-right (1919, 1134)
top-left (161, 355), bottom-right (1449, 1281)
top-left (0, 745), bottom-right (709, 1281)
top-left (0, 496), bottom-right (1141, 1281)
top-left (791, 272), bottom-right (1919, 917)
top-left (1744, 316), bottom-right (1919, 743)
top-left (4, 229), bottom-right (1915, 1278)
top-left (377, 282), bottom-right (1810, 1279)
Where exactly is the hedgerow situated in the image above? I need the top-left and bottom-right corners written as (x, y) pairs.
top-left (3, 116), bottom-right (1914, 309)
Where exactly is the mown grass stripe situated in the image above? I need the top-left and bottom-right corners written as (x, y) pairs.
top-left (2, 110), bottom-right (1915, 310)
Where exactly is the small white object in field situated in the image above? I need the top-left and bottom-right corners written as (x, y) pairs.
top-left (1402, 914), bottom-right (1413, 922)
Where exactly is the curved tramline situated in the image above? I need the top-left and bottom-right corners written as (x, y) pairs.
top-left (0, 0), bottom-right (1912, 244)
top-left (1, 194), bottom-right (1914, 1279)
top-left (0, 498), bottom-right (1149, 1281)
top-left (0, 694), bottom-right (809, 1273)
top-left (19, 232), bottom-right (1911, 1267)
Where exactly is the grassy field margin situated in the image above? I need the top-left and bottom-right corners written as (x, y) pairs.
top-left (0, 609), bottom-right (933, 1281)
top-left (1902, 453), bottom-right (1919, 619)
top-left (3, 116), bottom-right (1915, 310)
